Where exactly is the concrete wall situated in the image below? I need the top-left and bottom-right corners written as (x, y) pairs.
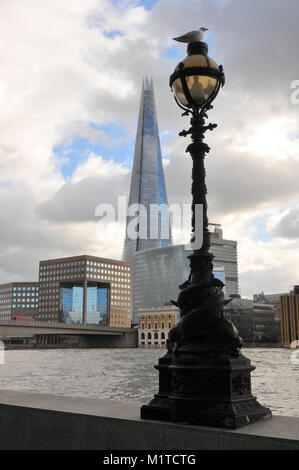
top-left (0, 390), bottom-right (298, 450)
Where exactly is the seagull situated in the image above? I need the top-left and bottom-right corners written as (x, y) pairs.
top-left (173, 27), bottom-right (208, 43)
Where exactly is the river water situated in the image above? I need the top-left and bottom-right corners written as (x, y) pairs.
top-left (0, 348), bottom-right (298, 417)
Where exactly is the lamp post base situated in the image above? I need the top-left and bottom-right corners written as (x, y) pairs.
top-left (141, 352), bottom-right (173, 422)
top-left (141, 352), bottom-right (272, 429)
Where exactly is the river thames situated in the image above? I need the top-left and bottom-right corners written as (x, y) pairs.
top-left (0, 347), bottom-right (298, 417)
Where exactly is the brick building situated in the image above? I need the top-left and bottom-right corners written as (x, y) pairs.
top-left (0, 282), bottom-right (39, 320)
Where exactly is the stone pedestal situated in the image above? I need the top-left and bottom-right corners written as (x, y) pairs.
top-left (141, 351), bottom-right (272, 429)
top-left (141, 352), bottom-right (172, 422)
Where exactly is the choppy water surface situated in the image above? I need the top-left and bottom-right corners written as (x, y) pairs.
top-left (0, 348), bottom-right (298, 417)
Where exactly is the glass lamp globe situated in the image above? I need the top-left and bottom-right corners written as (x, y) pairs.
top-left (170, 42), bottom-right (224, 110)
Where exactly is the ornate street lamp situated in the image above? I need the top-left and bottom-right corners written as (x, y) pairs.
top-left (141, 29), bottom-right (272, 428)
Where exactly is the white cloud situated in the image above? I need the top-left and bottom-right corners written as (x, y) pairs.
top-left (72, 152), bottom-right (128, 182)
top-left (0, 0), bottom-right (299, 298)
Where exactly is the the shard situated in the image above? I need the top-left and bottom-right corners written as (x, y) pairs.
top-left (123, 77), bottom-right (173, 261)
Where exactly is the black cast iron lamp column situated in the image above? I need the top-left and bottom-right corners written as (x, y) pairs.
top-left (141, 29), bottom-right (272, 429)
top-left (169, 36), bottom-right (224, 282)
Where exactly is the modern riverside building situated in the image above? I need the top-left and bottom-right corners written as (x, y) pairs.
top-left (36, 255), bottom-right (131, 327)
top-left (224, 298), bottom-right (254, 343)
top-left (0, 282), bottom-right (39, 320)
top-left (224, 298), bottom-right (281, 344)
top-left (252, 303), bottom-right (281, 343)
top-left (253, 291), bottom-right (288, 317)
top-left (123, 77), bottom-right (172, 261)
top-left (280, 286), bottom-right (299, 347)
top-left (138, 305), bottom-right (180, 348)
top-left (130, 224), bottom-right (238, 324)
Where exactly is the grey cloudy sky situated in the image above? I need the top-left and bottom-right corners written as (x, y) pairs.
top-left (1, 0), bottom-right (299, 297)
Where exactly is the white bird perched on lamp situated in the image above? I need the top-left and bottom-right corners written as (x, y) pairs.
top-left (173, 27), bottom-right (208, 43)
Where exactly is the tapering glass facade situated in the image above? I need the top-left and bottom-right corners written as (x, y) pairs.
top-left (61, 285), bottom-right (109, 325)
top-left (123, 77), bottom-right (172, 261)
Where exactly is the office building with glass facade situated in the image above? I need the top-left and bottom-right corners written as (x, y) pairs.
top-left (123, 77), bottom-right (172, 261)
top-left (208, 223), bottom-right (238, 295)
top-left (0, 282), bottom-right (39, 320)
top-left (60, 284), bottom-right (109, 325)
top-left (37, 255), bottom-right (131, 327)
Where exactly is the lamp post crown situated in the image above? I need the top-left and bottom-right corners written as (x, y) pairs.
top-left (187, 41), bottom-right (208, 56)
top-left (170, 30), bottom-right (225, 113)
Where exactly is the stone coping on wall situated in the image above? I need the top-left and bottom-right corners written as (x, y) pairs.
top-left (0, 390), bottom-right (298, 450)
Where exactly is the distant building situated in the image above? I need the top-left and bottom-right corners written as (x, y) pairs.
top-left (253, 291), bottom-right (288, 316)
top-left (209, 224), bottom-right (239, 296)
top-left (224, 298), bottom-right (254, 342)
top-left (131, 224), bottom-right (238, 324)
top-left (36, 255), bottom-right (131, 327)
top-left (280, 286), bottom-right (299, 347)
top-left (138, 305), bottom-right (180, 348)
top-left (253, 302), bottom-right (281, 344)
top-left (0, 282), bottom-right (39, 320)
top-left (224, 298), bottom-right (281, 344)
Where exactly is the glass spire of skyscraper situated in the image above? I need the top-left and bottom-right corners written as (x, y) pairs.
top-left (123, 77), bottom-right (173, 261)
